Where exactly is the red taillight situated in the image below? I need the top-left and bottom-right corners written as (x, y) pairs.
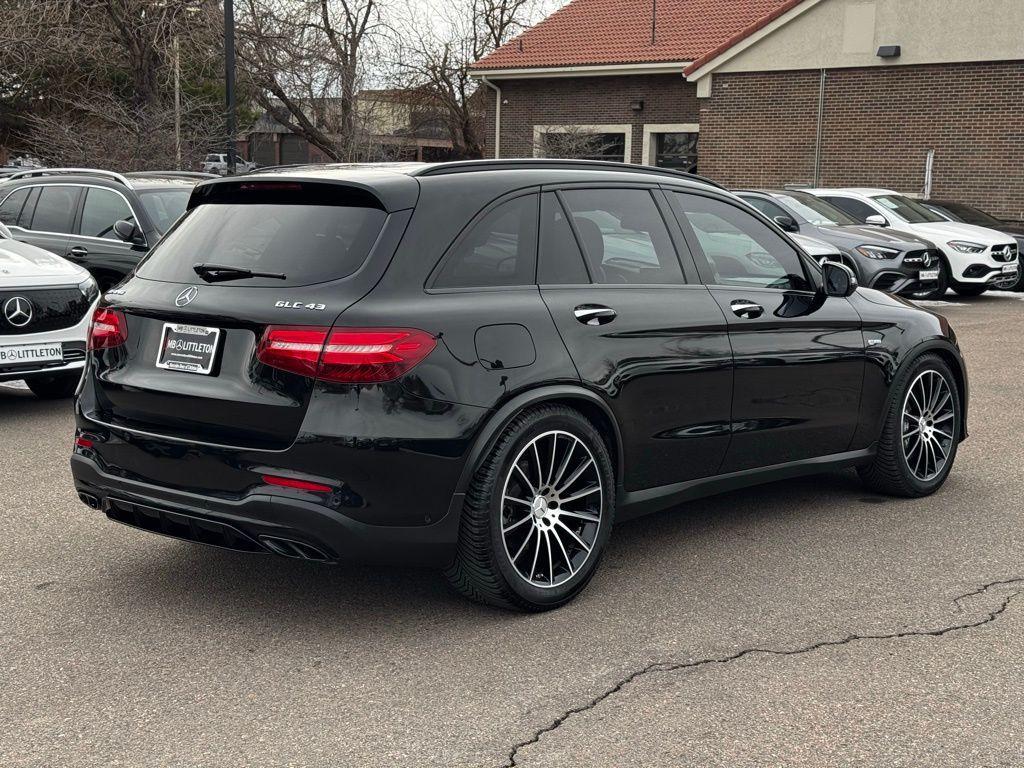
top-left (256, 326), bottom-right (436, 384)
top-left (88, 308), bottom-right (128, 350)
top-left (262, 474), bottom-right (332, 493)
top-left (256, 327), bottom-right (327, 378)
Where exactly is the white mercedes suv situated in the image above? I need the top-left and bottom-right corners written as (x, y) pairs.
top-left (0, 222), bottom-right (99, 397)
top-left (805, 188), bottom-right (1019, 297)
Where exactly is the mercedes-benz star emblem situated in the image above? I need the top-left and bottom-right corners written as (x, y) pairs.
top-left (3, 296), bottom-right (32, 327)
top-left (175, 286), bottom-right (199, 307)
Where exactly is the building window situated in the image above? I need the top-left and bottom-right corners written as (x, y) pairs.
top-left (641, 123), bottom-right (699, 170)
top-left (533, 125), bottom-right (632, 163)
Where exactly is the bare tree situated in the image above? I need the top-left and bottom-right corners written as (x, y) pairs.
top-left (387, 0), bottom-right (546, 158)
top-left (0, 0), bottom-right (225, 168)
top-left (236, 0), bottom-right (386, 161)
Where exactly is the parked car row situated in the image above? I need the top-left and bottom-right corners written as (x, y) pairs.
top-left (799, 188), bottom-right (1019, 297)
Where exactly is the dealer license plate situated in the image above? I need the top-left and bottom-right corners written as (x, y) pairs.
top-left (0, 342), bottom-right (63, 366)
top-left (1002, 263), bottom-right (1019, 275)
top-left (919, 269), bottom-right (940, 282)
top-left (156, 323), bottom-right (221, 375)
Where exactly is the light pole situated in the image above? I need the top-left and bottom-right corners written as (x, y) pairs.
top-left (224, 0), bottom-right (237, 175)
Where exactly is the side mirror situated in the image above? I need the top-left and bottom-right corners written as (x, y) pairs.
top-left (773, 215), bottom-right (799, 233)
top-left (113, 219), bottom-right (142, 244)
top-left (865, 214), bottom-right (888, 227)
top-left (821, 260), bottom-right (858, 298)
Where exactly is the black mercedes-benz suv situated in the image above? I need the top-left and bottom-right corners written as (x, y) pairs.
top-left (71, 160), bottom-right (968, 611)
top-left (736, 189), bottom-right (943, 298)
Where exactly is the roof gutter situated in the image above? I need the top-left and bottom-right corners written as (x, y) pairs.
top-left (470, 61), bottom-right (692, 80)
top-left (479, 76), bottom-right (502, 159)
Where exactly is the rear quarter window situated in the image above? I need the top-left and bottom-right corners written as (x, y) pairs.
top-left (136, 184), bottom-right (387, 288)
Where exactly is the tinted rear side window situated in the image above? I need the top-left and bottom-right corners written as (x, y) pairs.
top-left (137, 199), bottom-right (387, 286)
top-left (539, 192), bottom-right (589, 285)
top-left (560, 188), bottom-right (683, 285)
top-left (0, 188), bottom-right (29, 226)
top-left (432, 195), bottom-right (538, 289)
top-left (30, 185), bottom-right (78, 233)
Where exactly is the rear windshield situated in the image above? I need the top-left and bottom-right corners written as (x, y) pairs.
top-left (136, 200), bottom-right (387, 286)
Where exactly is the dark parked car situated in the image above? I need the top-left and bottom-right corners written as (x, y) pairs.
top-left (0, 169), bottom-right (211, 291)
top-left (736, 189), bottom-right (943, 298)
top-left (71, 160), bottom-right (968, 611)
top-left (922, 199), bottom-right (1024, 291)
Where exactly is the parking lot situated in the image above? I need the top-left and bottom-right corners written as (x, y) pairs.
top-left (1, 293), bottom-right (1022, 768)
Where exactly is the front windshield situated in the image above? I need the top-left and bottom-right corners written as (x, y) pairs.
top-left (872, 194), bottom-right (946, 224)
top-left (138, 189), bottom-right (191, 233)
top-left (776, 192), bottom-right (857, 226)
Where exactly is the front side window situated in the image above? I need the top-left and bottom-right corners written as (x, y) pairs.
top-left (675, 193), bottom-right (811, 291)
top-left (820, 196), bottom-right (879, 224)
top-left (80, 187), bottom-right (135, 240)
top-left (560, 188), bottom-right (684, 285)
top-left (0, 188), bottom-right (30, 226)
top-left (873, 194), bottom-right (948, 224)
top-left (433, 195), bottom-right (538, 289)
top-left (740, 195), bottom-right (791, 222)
top-left (29, 185), bottom-right (78, 233)
top-left (138, 189), bottom-right (191, 233)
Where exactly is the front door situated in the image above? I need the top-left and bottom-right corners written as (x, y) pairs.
top-left (72, 186), bottom-right (148, 290)
top-left (537, 186), bottom-right (734, 492)
top-left (669, 190), bottom-right (865, 473)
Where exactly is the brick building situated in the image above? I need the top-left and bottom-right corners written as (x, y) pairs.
top-left (471, 0), bottom-right (1024, 219)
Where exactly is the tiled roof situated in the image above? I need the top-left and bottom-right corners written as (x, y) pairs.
top-left (472, 0), bottom-right (800, 71)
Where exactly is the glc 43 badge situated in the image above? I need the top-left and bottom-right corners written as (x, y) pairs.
top-left (275, 300), bottom-right (327, 311)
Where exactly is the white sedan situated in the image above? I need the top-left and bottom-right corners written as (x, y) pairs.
top-left (0, 222), bottom-right (99, 398)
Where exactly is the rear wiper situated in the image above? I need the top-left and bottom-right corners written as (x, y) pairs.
top-left (193, 263), bottom-right (287, 282)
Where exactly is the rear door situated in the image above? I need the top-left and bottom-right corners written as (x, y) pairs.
top-left (71, 185), bottom-right (149, 290)
top-left (87, 179), bottom-right (405, 450)
top-left (669, 191), bottom-right (865, 473)
top-left (8, 184), bottom-right (78, 257)
top-left (537, 185), bottom-right (733, 492)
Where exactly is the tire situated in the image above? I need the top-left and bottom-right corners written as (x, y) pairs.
top-left (26, 372), bottom-right (81, 399)
top-left (951, 284), bottom-right (987, 297)
top-left (444, 404), bottom-right (615, 611)
top-left (857, 354), bottom-right (961, 498)
top-left (912, 259), bottom-right (949, 300)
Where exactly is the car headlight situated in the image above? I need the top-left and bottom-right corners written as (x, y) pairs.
top-left (78, 276), bottom-right (100, 303)
top-left (855, 245), bottom-right (900, 260)
top-left (947, 240), bottom-right (986, 254)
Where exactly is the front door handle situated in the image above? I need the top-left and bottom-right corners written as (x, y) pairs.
top-left (730, 299), bottom-right (764, 319)
top-left (573, 304), bottom-right (617, 326)
top-left (67, 246), bottom-right (89, 259)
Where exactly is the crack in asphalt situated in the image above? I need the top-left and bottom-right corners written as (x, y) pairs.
top-left (500, 578), bottom-right (1024, 768)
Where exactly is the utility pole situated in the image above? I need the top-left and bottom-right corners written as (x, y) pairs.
top-left (224, 0), bottom-right (237, 175)
top-left (173, 35), bottom-right (182, 170)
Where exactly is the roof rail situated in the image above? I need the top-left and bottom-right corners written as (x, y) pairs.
top-left (411, 159), bottom-right (726, 189)
top-left (5, 167), bottom-right (133, 187)
top-left (124, 171), bottom-right (219, 181)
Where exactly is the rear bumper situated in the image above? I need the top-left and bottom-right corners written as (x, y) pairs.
top-left (70, 453), bottom-right (462, 567)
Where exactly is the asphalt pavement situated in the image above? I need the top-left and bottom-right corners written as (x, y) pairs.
top-left (2, 292), bottom-right (1022, 767)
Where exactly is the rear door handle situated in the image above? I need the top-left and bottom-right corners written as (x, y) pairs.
top-left (67, 246), bottom-right (89, 259)
top-left (573, 304), bottom-right (617, 326)
top-left (730, 299), bottom-right (764, 319)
